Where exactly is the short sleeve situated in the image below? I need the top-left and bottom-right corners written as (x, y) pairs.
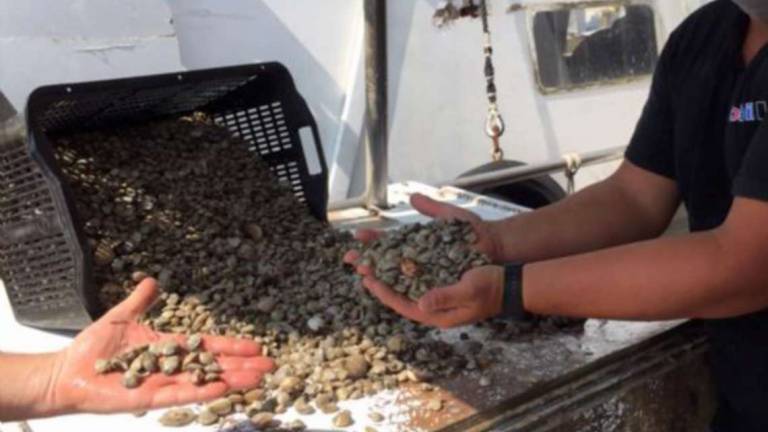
top-left (733, 121), bottom-right (768, 200)
top-left (624, 33), bottom-right (678, 180)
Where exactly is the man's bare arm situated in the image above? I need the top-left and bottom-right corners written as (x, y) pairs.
top-left (489, 161), bottom-right (680, 263)
top-left (524, 196), bottom-right (768, 320)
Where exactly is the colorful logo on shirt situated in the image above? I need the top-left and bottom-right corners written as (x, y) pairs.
top-left (730, 101), bottom-right (768, 123)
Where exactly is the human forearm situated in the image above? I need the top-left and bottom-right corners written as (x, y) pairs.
top-left (489, 181), bottom-right (646, 262)
top-left (0, 352), bottom-right (63, 421)
top-left (489, 162), bottom-right (679, 263)
top-left (523, 225), bottom-right (768, 320)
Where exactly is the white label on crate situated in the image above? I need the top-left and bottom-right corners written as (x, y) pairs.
top-left (299, 127), bottom-right (322, 176)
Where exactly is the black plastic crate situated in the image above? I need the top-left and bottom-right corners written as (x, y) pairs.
top-left (0, 63), bottom-right (328, 331)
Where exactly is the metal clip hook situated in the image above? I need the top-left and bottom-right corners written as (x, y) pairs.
top-left (486, 108), bottom-right (505, 161)
top-left (485, 109), bottom-right (505, 138)
top-left (563, 152), bottom-right (582, 194)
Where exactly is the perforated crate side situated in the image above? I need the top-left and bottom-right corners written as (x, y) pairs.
top-left (212, 100), bottom-right (326, 219)
top-left (199, 65), bottom-right (328, 221)
top-left (0, 137), bottom-right (91, 329)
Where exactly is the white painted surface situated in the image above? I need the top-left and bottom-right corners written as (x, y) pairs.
top-left (0, 0), bottom-right (183, 111)
top-left (383, 0), bottom-right (687, 189)
top-left (346, 0), bottom-right (698, 200)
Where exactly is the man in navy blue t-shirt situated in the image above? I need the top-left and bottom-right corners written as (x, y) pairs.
top-left (348, 1), bottom-right (768, 429)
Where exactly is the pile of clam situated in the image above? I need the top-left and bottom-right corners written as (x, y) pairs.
top-left (95, 334), bottom-right (221, 388)
top-left (359, 219), bottom-right (491, 300)
top-left (53, 115), bottom-right (581, 429)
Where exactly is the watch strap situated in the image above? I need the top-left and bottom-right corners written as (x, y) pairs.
top-left (500, 262), bottom-right (530, 321)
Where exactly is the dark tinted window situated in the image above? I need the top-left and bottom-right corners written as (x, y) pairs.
top-left (532, 3), bottom-right (659, 93)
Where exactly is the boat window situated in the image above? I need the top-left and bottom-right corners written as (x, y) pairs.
top-left (530, 2), bottom-right (659, 94)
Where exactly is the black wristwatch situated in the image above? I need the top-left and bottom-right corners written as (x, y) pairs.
top-left (500, 262), bottom-right (531, 321)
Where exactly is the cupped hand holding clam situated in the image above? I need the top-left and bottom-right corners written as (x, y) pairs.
top-left (362, 265), bottom-right (506, 329)
top-left (45, 278), bottom-right (274, 416)
top-left (347, 210), bottom-right (503, 328)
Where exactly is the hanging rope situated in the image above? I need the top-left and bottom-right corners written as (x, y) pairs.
top-left (480, 0), bottom-right (505, 161)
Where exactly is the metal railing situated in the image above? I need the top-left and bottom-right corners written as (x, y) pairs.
top-left (329, 146), bottom-right (625, 213)
top-left (449, 146), bottom-right (625, 190)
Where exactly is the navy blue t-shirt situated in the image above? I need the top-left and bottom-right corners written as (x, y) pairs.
top-left (626, 1), bottom-right (768, 430)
